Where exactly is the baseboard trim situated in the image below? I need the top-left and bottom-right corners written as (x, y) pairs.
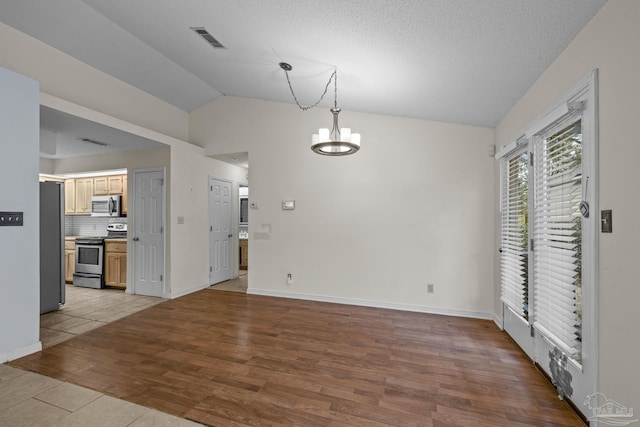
top-left (169, 282), bottom-right (210, 299)
top-left (493, 313), bottom-right (504, 330)
top-left (247, 288), bottom-right (494, 321)
top-left (0, 341), bottom-right (42, 363)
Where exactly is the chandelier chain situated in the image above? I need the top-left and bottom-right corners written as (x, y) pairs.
top-left (282, 66), bottom-right (337, 111)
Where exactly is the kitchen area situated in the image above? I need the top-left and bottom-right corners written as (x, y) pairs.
top-left (62, 171), bottom-right (128, 290)
top-left (39, 170), bottom-right (163, 348)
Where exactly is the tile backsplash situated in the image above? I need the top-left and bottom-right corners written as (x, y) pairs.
top-left (65, 215), bottom-right (126, 237)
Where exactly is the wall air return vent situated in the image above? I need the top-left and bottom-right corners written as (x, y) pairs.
top-left (190, 27), bottom-right (226, 49)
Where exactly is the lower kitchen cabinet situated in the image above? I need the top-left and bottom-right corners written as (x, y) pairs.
top-left (64, 239), bottom-right (75, 283)
top-left (239, 239), bottom-right (248, 270)
top-left (105, 240), bottom-right (127, 289)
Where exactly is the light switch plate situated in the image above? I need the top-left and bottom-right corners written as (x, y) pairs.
top-left (0, 212), bottom-right (24, 226)
top-left (282, 200), bottom-right (295, 210)
top-left (601, 210), bottom-right (612, 233)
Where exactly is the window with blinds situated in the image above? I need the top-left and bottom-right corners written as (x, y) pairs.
top-left (500, 149), bottom-right (529, 319)
top-left (533, 118), bottom-right (583, 362)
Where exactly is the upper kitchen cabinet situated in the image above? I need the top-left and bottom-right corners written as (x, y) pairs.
top-left (75, 178), bottom-right (94, 214)
top-left (64, 178), bottom-right (76, 214)
top-left (109, 175), bottom-right (124, 194)
top-left (93, 176), bottom-right (108, 195)
top-left (63, 173), bottom-right (127, 215)
top-left (64, 177), bottom-right (92, 215)
top-left (94, 175), bottom-right (124, 195)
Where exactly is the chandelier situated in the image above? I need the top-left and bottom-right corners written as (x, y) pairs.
top-left (280, 62), bottom-right (360, 156)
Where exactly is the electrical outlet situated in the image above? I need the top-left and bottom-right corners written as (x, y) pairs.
top-left (286, 273), bottom-right (293, 285)
top-left (427, 284), bottom-right (434, 293)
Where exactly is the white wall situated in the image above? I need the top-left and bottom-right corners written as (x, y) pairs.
top-left (0, 67), bottom-right (41, 361)
top-left (191, 97), bottom-right (496, 317)
top-left (0, 22), bottom-right (188, 141)
top-left (51, 146), bottom-right (170, 175)
top-left (495, 0), bottom-right (640, 413)
top-left (169, 144), bottom-right (248, 297)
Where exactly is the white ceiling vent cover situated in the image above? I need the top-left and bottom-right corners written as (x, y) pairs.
top-left (190, 27), bottom-right (225, 49)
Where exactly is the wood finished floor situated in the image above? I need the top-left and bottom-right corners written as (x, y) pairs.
top-left (11, 290), bottom-right (584, 427)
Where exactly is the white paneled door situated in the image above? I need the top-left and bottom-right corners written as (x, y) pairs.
top-left (132, 169), bottom-right (165, 297)
top-left (209, 178), bottom-right (233, 285)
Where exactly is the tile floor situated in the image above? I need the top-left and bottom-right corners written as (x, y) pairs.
top-left (0, 364), bottom-right (201, 426)
top-left (40, 284), bottom-right (163, 348)
top-left (208, 270), bottom-right (247, 293)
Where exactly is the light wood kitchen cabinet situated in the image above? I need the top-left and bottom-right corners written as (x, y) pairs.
top-left (122, 175), bottom-right (128, 215)
top-left (64, 174), bottom-right (127, 215)
top-left (108, 175), bottom-right (124, 194)
top-left (64, 179), bottom-right (76, 214)
top-left (94, 175), bottom-right (123, 195)
top-left (239, 239), bottom-right (248, 270)
top-left (93, 176), bottom-right (108, 195)
top-left (75, 178), bottom-right (94, 214)
top-left (65, 239), bottom-right (75, 283)
top-left (105, 240), bottom-right (127, 289)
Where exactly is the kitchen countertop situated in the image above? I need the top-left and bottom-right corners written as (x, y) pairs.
top-left (66, 236), bottom-right (127, 242)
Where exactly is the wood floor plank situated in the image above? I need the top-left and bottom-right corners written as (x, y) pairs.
top-left (10, 290), bottom-right (584, 426)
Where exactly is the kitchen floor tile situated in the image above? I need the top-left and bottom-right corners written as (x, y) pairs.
top-left (39, 312), bottom-right (70, 329)
top-left (0, 397), bottom-right (70, 427)
top-left (0, 372), bottom-right (60, 412)
top-left (45, 316), bottom-right (92, 332)
top-left (40, 329), bottom-right (75, 349)
top-left (0, 364), bottom-right (27, 382)
top-left (39, 284), bottom-right (163, 349)
top-left (35, 381), bottom-right (102, 412)
top-left (49, 395), bottom-right (147, 427)
top-left (128, 409), bottom-right (203, 427)
top-left (63, 320), bottom-right (106, 335)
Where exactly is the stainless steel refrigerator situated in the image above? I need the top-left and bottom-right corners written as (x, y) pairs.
top-left (40, 181), bottom-right (65, 314)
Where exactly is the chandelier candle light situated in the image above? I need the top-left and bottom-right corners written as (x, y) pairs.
top-left (280, 62), bottom-right (361, 156)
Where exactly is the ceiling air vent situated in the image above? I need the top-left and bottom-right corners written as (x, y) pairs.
top-left (77, 137), bottom-right (108, 147)
top-left (190, 27), bottom-right (225, 49)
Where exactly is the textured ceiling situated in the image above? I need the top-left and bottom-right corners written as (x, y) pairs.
top-left (1, 0), bottom-right (607, 128)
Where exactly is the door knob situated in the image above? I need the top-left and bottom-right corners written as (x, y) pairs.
top-left (133, 237), bottom-right (139, 241)
top-left (228, 234), bottom-right (233, 238)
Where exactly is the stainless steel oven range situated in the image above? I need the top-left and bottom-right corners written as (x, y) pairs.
top-left (73, 236), bottom-right (105, 288)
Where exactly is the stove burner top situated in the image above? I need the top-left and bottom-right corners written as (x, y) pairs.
top-left (106, 223), bottom-right (127, 239)
top-left (75, 236), bottom-right (106, 245)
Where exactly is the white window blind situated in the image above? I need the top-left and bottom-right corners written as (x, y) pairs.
top-left (533, 118), bottom-right (583, 359)
top-left (500, 149), bottom-right (529, 319)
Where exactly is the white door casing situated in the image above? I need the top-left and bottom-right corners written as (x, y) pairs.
top-left (132, 168), bottom-right (165, 297)
top-left (209, 178), bottom-right (233, 285)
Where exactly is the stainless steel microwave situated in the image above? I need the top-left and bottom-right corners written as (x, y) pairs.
top-left (91, 195), bottom-right (122, 217)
